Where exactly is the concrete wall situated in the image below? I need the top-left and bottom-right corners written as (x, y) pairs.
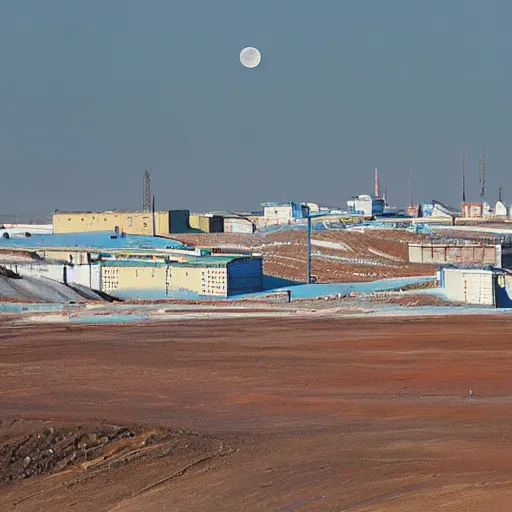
top-left (409, 243), bottom-right (499, 266)
top-left (101, 265), bottom-right (167, 295)
top-left (67, 264), bottom-right (101, 289)
top-left (4, 262), bottom-right (65, 283)
top-left (36, 250), bottom-right (90, 264)
top-left (224, 218), bottom-right (254, 233)
top-left (2, 261), bottom-right (101, 290)
top-left (100, 263), bottom-right (228, 297)
top-left (441, 268), bottom-right (495, 305)
top-left (53, 211), bottom-right (171, 236)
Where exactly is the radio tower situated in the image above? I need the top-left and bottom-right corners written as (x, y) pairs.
top-left (462, 146), bottom-right (466, 202)
top-left (143, 170), bottom-right (152, 212)
top-left (479, 149), bottom-right (486, 198)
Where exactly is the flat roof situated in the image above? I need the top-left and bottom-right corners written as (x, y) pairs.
top-left (0, 231), bottom-right (187, 250)
top-left (99, 255), bottom-right (260, 268)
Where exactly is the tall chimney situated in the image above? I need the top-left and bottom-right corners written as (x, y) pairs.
top-left (374, 168), bottom-right (380, 198)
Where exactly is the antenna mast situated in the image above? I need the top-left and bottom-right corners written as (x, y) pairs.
top-left (479, 149), bottom-right (486, 198)
top-left (409, 170), bottom-right (413, 207)
top-left (462, 147), bottom-right (466, 202)
top-left (143, 169), bottom-right (152, 212)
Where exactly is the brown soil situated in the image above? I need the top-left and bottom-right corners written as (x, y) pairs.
top-left (2, 316), bottom-right (512, 511)
top-left (174, 230), bottom-right (436, 283)
top-left (367, 293), bottom-right (457, 307)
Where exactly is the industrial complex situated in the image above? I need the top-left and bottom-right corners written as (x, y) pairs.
top-left (2, 165), bottom-right (512, 304)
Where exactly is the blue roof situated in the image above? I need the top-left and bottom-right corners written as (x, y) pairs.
top-left (0, 231), bottom-right (187, 250)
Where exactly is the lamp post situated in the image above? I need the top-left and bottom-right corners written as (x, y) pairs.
top-left (304, 205), bottom-right (312, 284)
top-left (304, 210), bottom-right (353, 284)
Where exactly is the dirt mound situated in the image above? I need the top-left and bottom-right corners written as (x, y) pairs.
top-left (0, 423), bottom-right (213, 484)
top-left (0, 266), bottom-right (21, 279)
top-left (368, 293), bottom-right (458, 307)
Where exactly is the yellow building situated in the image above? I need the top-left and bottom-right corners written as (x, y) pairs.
top-left (188, 213), bottom-right (224, 233)
top-left (52, 210), bottom-right (213, 235)
top-left (99, 255), bottom-right (263, 298)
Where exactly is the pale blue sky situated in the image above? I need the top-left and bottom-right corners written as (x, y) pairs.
top-left (1, 0), bottom-right (511, 213)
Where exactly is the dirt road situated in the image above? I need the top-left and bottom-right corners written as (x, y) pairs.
top-left (2, 316), bottom-right (512, 511)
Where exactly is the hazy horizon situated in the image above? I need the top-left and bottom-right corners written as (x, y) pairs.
top-left (1, 0), bottom-right (511, 214)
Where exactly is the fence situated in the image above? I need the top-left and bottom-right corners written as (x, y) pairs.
top-left (0, 212), bottom-right (52, 225)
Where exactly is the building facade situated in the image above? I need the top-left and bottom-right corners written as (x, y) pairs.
top-left (461, 202), bottom-right (483, 218)
top-left (408, 242), bottom-right (511, 267)
top-left (52, 210), bottom-right (214, 235)
top-left (3, 255), bottom-right (263, 299)
top-left (439, 267), bottom-right (512, 308)
top-left (260, 202), bottom-right (306, 226)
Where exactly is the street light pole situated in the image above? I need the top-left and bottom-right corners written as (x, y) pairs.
top-left (306, 206), bottom-right (312, 284)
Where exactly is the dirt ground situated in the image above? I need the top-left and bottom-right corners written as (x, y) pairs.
top-left (2, 316), bottom-right (512, 511)
top-left (174, 230), bottom-right (436, 283)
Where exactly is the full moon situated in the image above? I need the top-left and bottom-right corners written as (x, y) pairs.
top-left (240, 47), bottom-right (261, 69)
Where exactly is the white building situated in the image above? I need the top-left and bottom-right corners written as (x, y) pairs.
top-left (346, 195), bottom-right (384, 216)
top-left (494, 200), bottom-right (508, 218)
top-left (260, 202), bottom-right (305, 225)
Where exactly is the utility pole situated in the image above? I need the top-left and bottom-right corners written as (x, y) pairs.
top-left (462, 147), bottom-right (466, 203)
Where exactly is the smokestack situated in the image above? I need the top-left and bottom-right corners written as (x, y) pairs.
top-left (409, 170), bottom-right (413, 207)
top-left (462, 147), bottom-right (466, 203)
top-left (374, 168), bottom-right (380, 198)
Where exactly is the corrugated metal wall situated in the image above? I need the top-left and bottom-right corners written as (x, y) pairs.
top-left (227, 258), bottom-right (263, 296)
top-left (409, 243), bottom-right (499, 266)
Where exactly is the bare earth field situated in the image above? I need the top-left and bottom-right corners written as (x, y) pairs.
top-left (174, 230), bottom-right (436, 282)
top-left (2, 316), bottom-right (512, 511)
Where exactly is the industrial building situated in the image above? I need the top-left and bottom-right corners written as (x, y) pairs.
top-left (0, 231), bottom-right (264, 299)
top-left (346, 195), bottom-right (384, 217)
top-left (53, 210), bottom-right (225, 236)
top-left (409, 240), bottom-right (512, 268)
top-left (260, 202), bottom-right (308, 226)
top-left (439, 266), bottom-right (512, 307)
top-left (223, 216), bottom-right (255, 233)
